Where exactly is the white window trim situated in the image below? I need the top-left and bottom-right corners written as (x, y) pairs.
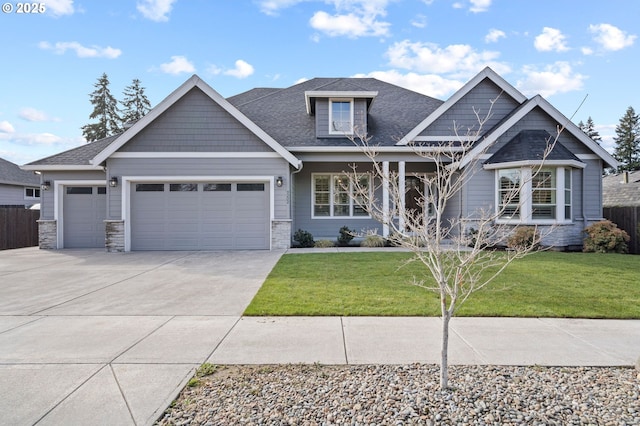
top-left (495, 166), bottom-right (573, 225)
top-left (328, 98), bottom-right (354, 135)
top-left (311, 172), bottom-right (371, 219)
top-left (24, 187), bottom-right (40, 200)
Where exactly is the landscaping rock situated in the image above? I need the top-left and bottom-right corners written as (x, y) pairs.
top-left (156, 364), bottom-right (640, 425)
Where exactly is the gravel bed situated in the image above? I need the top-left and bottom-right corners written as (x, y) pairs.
top-left (156, 364), bottom-right (639, 425)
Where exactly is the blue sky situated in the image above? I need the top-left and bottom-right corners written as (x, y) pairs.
top-left (1, 0), bottom-right (638, 165)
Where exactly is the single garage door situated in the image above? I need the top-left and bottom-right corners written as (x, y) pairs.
top-left (130, 182), bottom-right (270, 250)
top-left (63, 186), bottom-right (107, 248)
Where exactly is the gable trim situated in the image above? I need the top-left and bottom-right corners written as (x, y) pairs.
top-left (397, 67), bottom-right (527, 146)
top-left (90, 75), bottom-right (301, 169)
top-left (21, 165), bottom-right (102, 171)
top-left (459, 95), bottom-right (619, 169)
top-left (483, 159), bottom-right (586, 170)
top-left (109, 152), bottom-right (283, 159)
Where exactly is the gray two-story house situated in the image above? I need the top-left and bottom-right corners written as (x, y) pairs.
top-left (23, 67), bottom-right (617, 251)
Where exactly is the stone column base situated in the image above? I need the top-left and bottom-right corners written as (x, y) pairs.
top-left (37, 220), bottom-right (57, 249)
top-left (272, 220), bottom-right (292, 249)
top-left (105, 220), bottom-right (125, 252)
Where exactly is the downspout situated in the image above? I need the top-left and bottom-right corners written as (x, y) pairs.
top-left (289, 161), bottom-right (304, 245)
top-left (582, 164), bottom-right (588, 230)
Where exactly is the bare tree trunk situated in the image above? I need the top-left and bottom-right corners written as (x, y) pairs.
top-left (440, 297), bottom-right (451, 389)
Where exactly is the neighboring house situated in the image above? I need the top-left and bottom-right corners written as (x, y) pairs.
top-left (23, 67), bottom-right (617, 251)
top-left (603, 171), bottom-right (640, 207)
top-left (0, 157), bottom-right (41, 208)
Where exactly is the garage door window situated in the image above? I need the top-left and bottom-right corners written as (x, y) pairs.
top-left (136, 184), bottom-right (164, 192)
top-left (67, 187), bottom-right (93, 194)
top-left (170, 183), bottom-right (198, 192)
top-left (97, 187), bottom-right (106, 194)
top-left (204, 183), bottom-right (232, 191)
top-left (237, 183), bottom-right (265, 191)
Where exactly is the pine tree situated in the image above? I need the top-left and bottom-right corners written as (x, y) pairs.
top-left (578, 116), bottom-right (602, 144)
top-left (81, 73), bottom-right (122, 142)
top-left (613, 106), bottom-right (640, 172)
top-left (121, 78), bottom-right (151, 125)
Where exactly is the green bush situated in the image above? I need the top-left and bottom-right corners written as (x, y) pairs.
top-left (293, 229), bottom-right (315, 248)
top-left (506, 226), bottom-right (540, 251)
top-left (315, 239), bottom-right (335, 248)
top-left (583, 220), bottom-right (629, 253)
top-left (337, 226), bottom-right (355, 246)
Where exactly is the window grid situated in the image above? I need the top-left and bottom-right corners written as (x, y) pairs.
top-left (313, 173), bottom-right (370, 218)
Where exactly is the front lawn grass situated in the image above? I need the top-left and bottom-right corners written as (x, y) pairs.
top-left (244, 251), bottom-right (640, 318)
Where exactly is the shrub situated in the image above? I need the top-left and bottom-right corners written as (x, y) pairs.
top-left (337, 226), bottom-right (355, 246)
top-left (506, 226), bottom-right (540, 251)
top-left (315, 239), bottom-right (335, 248)
top-left (361, 233), bottom-right (385, 248)
top-left (293, 229), bottom-right (315, 248)
top-left (583, 220), bottom-right (629, 253)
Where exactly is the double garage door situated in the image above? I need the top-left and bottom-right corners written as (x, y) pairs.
top-left (130, 181), bottom-right (270, 250)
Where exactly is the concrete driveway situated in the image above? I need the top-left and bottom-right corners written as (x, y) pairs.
top-left (0, 247), bottom-right (284, 426)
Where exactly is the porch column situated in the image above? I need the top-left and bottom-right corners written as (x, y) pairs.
top-left (382, 161), bottom-right (390, 237)
top-left (398, 161), bottom-right (406, 232)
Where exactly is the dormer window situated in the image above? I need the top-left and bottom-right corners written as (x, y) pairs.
top-left (329, 99), bottom-right (353, 134)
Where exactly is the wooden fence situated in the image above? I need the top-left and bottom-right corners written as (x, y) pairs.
top-left (0, 206), bottom-right (39, 250)
top-left (603, 206), bottom-right (640, 254)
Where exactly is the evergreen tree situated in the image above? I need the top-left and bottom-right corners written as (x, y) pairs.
top-left (578, 116), bottom-right (602, 144)
top-left (613, 106), bottom-right (640, 172)
top-left (121, 78), bottom-right (152, 125)
top-left (81, 73), bottom-right (121, 142)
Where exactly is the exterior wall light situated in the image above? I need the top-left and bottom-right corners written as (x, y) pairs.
top-left (276, 176), bottom-right (283, 187)
top-left (41, 181), bottom-right (51, 191)
top-left (109, 177), bottom-right (119, 187)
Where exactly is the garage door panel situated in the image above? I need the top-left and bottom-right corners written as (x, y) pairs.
top-left (63, 186), bottom-right (107, 248)
top-left (131, 181), bottom-right (270, 250)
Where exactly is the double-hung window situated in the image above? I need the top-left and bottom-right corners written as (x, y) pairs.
top-left (25, 187), bottom-right (40, 199)
top-left (496, 167), bottom-right (572, 223)
top-left (329, 99), bottom-right (353, 134)
top-left (313, 173), bottom-right (370, 218)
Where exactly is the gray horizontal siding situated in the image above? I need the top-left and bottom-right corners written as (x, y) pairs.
top-left (460, 162), bottom-right (494, 218)
top-left (582, 159), bottom-right (603, 219)
top-left (106, 157), bottom-right (291, 221)
top-left (421, 79), bottom-right (521, 137)
top-left (0, 184), bottom-right (28, 206)
top-left (39, 170), bottom-right (106, 220)
top-left (119, 88), bottom-right (272, 153)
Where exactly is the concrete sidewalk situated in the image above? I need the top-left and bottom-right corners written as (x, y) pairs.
top-left (0, 248), bottom-right (638, 426)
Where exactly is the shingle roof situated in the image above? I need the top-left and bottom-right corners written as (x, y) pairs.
top-left (25, 134), bottom-right (120, 166)
top-left (0, 157), bottom-right (39, 185)
top-left (484, 129), bottom-right (582, 165)
top-left (228, 78), bottom-right (443, 147)
top-left (603, 171), bottom-right (640, 207)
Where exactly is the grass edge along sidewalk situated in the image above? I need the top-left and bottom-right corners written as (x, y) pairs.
top-left (244, 251), bottom-right (640, 318)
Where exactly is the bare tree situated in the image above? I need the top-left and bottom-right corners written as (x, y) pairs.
top-left (344, 100), bottom-right (561, 389)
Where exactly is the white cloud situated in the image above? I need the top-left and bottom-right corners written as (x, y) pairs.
top-left (39, 41), bottom-right (122, 59)
top-left (534, 27), bottom-right (569, 52)
top-left (258, 0), bottom-right (306, 16)
top-left (310, 10), bottom-right (390, 38)
top-left (517, 62), bottom-right (586, 97)
top-left (410, 14), bottom-right (427, 29)
top-left (137, 0), bottom-right (177, 22)
top-left (352, 70), bottom-right (463, 98)
top-left (0, 132), bottom-right (63, 145)
top-left (45, 0), bottom-right (74, 16)
top-left (385, 40), bottom-right (511, 79)
top-left (159, 55), bottom-right (195, 75)
top-left (19, 108), bottom-right (58, 122)
top-left (469, 0), bottom-right (491, 13)
top-left (581, 46), bottom-right (594, 55)
top-left (224, 60), bottom-right (255, 79)
top-left (589, 23), bottom-right (636, 51)
top-left (0, 121), bottom-right (15, 133)
top-left (485, 29), bottom-right (505, 43)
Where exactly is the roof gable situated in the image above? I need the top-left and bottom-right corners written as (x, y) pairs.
top-left (398, 67), bottom-right (527, 145)
top-left (460, 95), bottom-right (619, 169)
top-left (91, 75), bottom-right (301, 168)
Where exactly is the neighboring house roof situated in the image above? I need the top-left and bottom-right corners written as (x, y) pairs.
top-left (484, 130), bottom-right (584, 169)
top-left (603, 170), bottom-right (640, 207)
top-left (228, 77), bottom-right (443, 148)
top-left (22, 135), bottom-right (119, 170)
top-left (0, 157), bottom-right (40, 185)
